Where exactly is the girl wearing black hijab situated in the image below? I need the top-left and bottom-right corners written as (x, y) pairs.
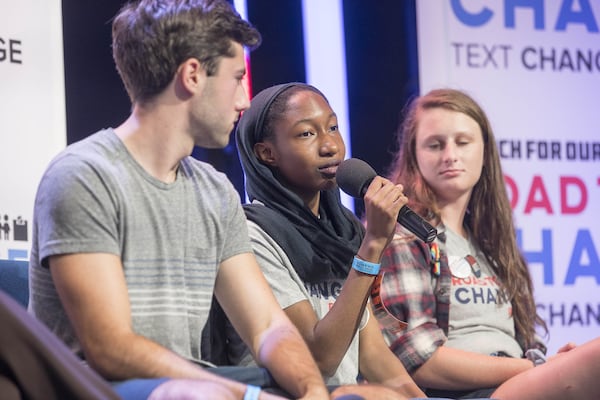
top-left (234, 82), bottom-right (426, 399)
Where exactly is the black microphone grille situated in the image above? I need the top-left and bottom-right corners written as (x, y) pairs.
top-left (336, 158), bottom-right (377, 198)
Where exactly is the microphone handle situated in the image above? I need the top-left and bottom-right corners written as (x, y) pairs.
top-left (397, 206), bottom-right (438, 243)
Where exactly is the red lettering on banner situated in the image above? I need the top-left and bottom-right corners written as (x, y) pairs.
top-left (505, 174), bottom-right (592, 215)
top-left (561, 176), bottom-right (587, 214)
top-left (524, 175), bottom-right (553, 214)
top-left (504, 175), bottom-right (518, 209)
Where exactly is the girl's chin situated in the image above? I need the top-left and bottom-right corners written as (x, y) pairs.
top-left (323, 180), bottom-right (337, 191)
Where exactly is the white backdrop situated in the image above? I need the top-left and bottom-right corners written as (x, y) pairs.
top-left (0, 1), bottom-right (66, 261)
top-left (417, 0), bottom-right (600, 354)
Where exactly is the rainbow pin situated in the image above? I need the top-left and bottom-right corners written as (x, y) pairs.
top-left (430, 242), bottom-right (441, 276)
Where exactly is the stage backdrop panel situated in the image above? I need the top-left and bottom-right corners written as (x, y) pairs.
top-left (0, 0), bottom-right (66, 261)
top-left (416, 0), bottom-right (600, 354)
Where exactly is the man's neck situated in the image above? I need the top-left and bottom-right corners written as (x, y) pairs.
top-left (114, 105), bottom-right (193, 183)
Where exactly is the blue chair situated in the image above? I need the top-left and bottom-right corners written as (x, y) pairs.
top-left (0, 259), bottom-right (29, 308)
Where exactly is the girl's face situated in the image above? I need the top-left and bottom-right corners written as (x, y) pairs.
top-left (255, 90), bottom-right (345, 206)
top-left (415, 107), bottom-right (484, 206)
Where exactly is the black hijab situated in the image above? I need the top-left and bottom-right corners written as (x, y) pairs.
top-left (235, 83), bottom-right (365, 283)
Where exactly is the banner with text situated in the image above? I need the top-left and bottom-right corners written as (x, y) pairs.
top-left (417, 0), bottom-right (599, 353)
top-left (0, 1), bottom-right (66, 261)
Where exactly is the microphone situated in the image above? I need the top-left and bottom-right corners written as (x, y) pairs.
top-left (336, 158), bottom-right (438, 243)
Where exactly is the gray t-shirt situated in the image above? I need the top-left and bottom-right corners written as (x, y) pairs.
top-left (238, 219), bottom-right (367, 386)
top-left (29, 128), bottom-right (252, 363)
top-left (444, 228), bottom-right (523, 358)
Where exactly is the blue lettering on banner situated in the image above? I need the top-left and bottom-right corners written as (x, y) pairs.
top-left (505, 0), bottom-right (545, 30)
top-left (451, 0), bottom-right (494, 27)
top-left (517, 228), bottom-right (554, 284)
top-left (565, 230), bottom-right (600, 284)
top-left (447, 2), bottom-right (600, 73)
top-left (517, 228), bottom-right (600, 286)
top-left (555, 0), bottom-right (599, 32)
top-left (451, 0), bottom-right (599, 32)
top-left (537, 302), bottom-right (600, 327)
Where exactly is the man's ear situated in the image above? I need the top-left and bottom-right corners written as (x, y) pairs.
top-left (254, 142), bottom-right (277, 166)
top-left (177, 58), bottom-right (206, 96)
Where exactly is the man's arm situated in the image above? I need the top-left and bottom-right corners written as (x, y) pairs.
top-left (214, 252), bottom-right (328, 399)
top-left (49, 253), bottom-right (250, 394)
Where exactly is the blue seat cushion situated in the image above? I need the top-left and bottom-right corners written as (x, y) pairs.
top-left (0, 260), bottom-right (29, 308)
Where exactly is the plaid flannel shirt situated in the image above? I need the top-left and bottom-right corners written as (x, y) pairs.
top-left (377, 227), bottom-right (542, 374)
top-left (377, 229), bottom-right (451, 374)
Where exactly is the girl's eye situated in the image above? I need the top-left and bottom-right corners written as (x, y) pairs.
top-left (329, 125), bottom-right (339, 132)
top-left (428, 142), bottom-right (441, 150)
top-left (299, 131), bottom-right (313, 137)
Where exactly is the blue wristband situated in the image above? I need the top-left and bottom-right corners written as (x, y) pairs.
top-left (352, 256), bottom-right (381, 275)
top-left (243, 385), bottom-right (261, 400)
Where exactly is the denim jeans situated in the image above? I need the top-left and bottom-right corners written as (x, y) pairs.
top-left (112, 366), bottom-right (286, 399)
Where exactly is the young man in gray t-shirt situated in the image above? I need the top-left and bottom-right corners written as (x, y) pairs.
top-left (28, 1), bottom-right (328, 399)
